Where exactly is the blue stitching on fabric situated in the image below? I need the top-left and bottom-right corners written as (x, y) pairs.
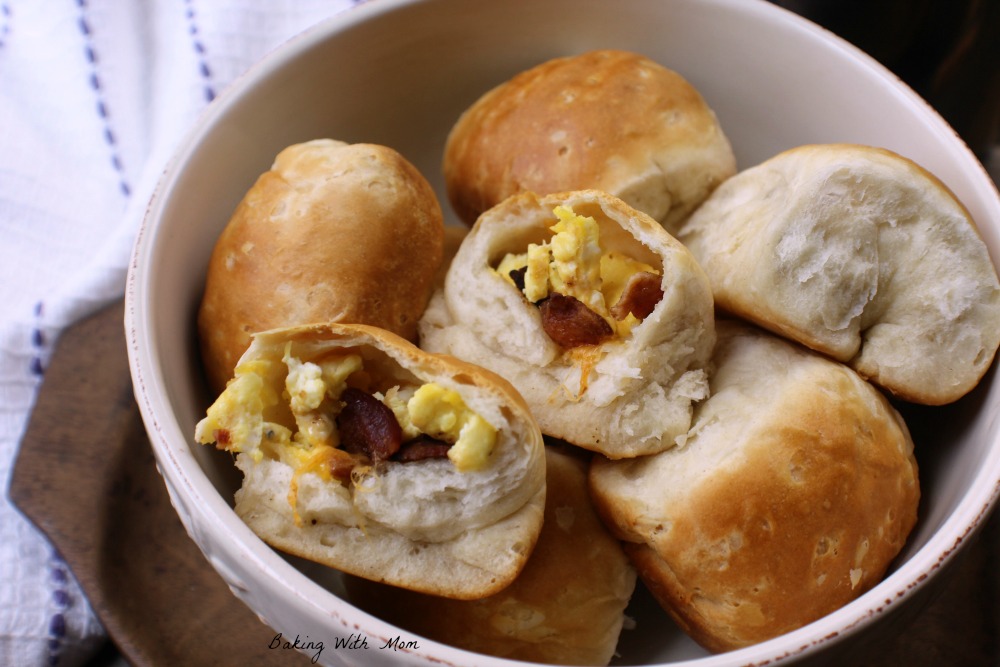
top-left (46, 550), bottom-right (72, 666)
top-left (0, 2), bottom-right (11, 48)
top-left (184, 0), bottom-right (216, 103)
top-left (29, 300), bottom-right (45, 377)
top-left (76, 0), bottom-right (131, 197)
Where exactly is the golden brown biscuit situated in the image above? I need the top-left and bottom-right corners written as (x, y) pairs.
top-left (194, 322), bottom-right (545, 600)
top-left (198, 139), bottom-right (444, 393)
top-left (443, 49), bottom-right (735, 233)
top-left (589, 320), bottom-right (920, 652)
top-left (677, 143), bottom-right (1000, 405)
top-left (346, 445), bottom-right (636, 666)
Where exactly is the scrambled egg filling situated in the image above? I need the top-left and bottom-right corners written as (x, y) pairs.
top-left (408, 383), bottom-right (497, 472)
top-left (495, 205), bottom-right (659, 337)
top-left (195, 346), bottom-right (498, 485)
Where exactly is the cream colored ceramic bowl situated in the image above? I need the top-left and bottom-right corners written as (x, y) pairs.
top-left (125, 0), bottom-right (1000, 665)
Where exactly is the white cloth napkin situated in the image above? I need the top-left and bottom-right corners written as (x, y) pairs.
top-left (0, 2), bottom-right (357, 665)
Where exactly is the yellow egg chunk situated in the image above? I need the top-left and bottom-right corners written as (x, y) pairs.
top-left (195, 359), bottom-right (281, 458)
top-left (524, 243), bottom-right (551, 303)
top-left (284, 354), bottom-right (326, 414)
top-left (381, 385), bottom-right (422, 440)
top-left (548, 205), bottom-right (605, 313)
top-left (408, 383), bottom-right (464, 434)
top-left (283, 347), bottom-right (366, 449)
top-left (450, 413), bottom-right (498, 472)
top-left (319, 353), bottom-right (363, 398)
top-left (407, 383), bottom-right (497, 471)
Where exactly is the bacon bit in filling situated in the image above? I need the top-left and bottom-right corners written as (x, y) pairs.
top-left (335, 387), bottom-right (458, 467)
top-left (393, 435), bottom-right (453, 462)
top-left (509, 266), bottom-right (528, 294)
top-left (338, 387), bottom-right (403, 462)
top-left (610, 271), bottom-right (664, 321)
top-left (539, 293), bottom-right (614, 348)
top-left (286, 393), bottom-right (458, 526)
top-left (327, 450), bottom-right (357, 482)
top-left (214, 428), bottom-right (232, 448)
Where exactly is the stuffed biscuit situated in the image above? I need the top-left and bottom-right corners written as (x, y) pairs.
top-left (419, 189), bottom-right (715, 458)
top-left (195, 322), bottom-right (546, 599)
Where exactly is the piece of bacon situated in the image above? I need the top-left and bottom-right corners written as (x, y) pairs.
top-left (610, 271), bottom-right (663, 321)
top-left (337, 387), bottom-right (402, 462)
top-left (539, 293), bottom-right (613, 348)
top-left (326, 450), bottom-right (358, 482)
top-left (393, 435), bottom-right (452, 462)
top-left (214, 428), bottom-right (232, 448)
top-left (509, 266), bottom-right (527, 293)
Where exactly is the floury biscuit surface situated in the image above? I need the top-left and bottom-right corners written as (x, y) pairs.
top-left (419, 190), bottom-right (715, 458)
top-left (678, 143), bottom-right (1000, 405)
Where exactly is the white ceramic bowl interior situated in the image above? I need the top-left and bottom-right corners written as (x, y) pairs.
top-left (126, 0), bottom-right (1000, 665)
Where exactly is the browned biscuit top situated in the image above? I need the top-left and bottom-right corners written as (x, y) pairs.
top-left (443, 49), bottom-right (735, 231)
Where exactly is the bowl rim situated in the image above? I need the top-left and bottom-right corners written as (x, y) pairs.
top-left (125, 0), bottom-right (1000, 664)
